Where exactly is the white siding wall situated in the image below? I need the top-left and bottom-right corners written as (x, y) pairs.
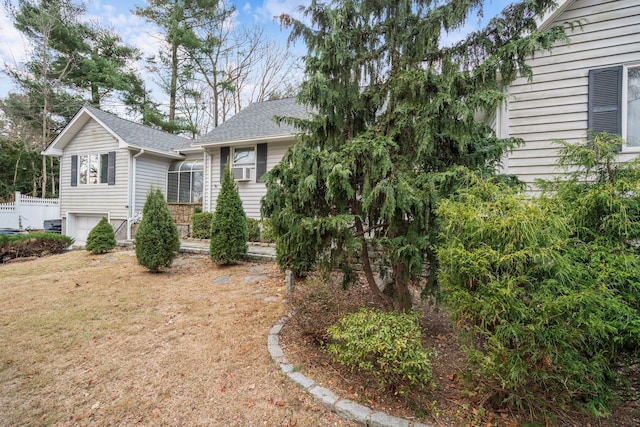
top-left (505, 0), bottom-right (640, 187)
top-left (205, 139), bottom-right (294, 219)
top-left (59, 120), bottom-right (129, 220)
top-left (134, 155), bottom-right (171, 213)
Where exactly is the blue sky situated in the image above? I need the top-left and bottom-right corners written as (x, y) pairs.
top-left (0, 0), bottom-right (512, 100)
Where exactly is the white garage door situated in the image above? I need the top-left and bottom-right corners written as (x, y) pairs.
top-left (70, 214), bottom-right (105, 246)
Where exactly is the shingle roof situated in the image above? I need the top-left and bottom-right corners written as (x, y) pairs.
top-left (196, 97), bottom-right (309, 145)
top-left (84, 104), bottom-right (191, 153)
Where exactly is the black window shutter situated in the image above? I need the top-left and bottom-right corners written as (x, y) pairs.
top-left (107, 151), bottom-right (116, 185)
top-left (220, 146), bottom-right (230, 182)
top-left (71, 155), bottom-right (78, 187)
top-left (588, 66), bottom-right (623, 135)
top-left (256, 143), bottom-right (267, 182)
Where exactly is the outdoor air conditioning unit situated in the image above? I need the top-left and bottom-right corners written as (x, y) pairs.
top-left (231, 166), bottom-right (254, 182)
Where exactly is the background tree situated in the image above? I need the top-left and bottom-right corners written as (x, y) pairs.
top-left (3, 0), bottom-right (149, 196)
top-left (135, 188), bottom-right (180, 272)
top-left (60, 25), bottom-right (145, 110)
top-left (0, 96), bottom-right (50, 199)
top-left (134, 0), bottom-right (231, 133)
top-left (262, 0), bottom-right (569, 311)
top-left (4, 0), bottom-right (86, 197)
top-left (85, 217), bottom-right (116, 254)
top-left (209, 164), bottom-right (247, 265)
top-left (136, 0), bottom-right (299, 134)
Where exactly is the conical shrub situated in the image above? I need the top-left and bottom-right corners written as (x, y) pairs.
top-left (210, 164), bottom-right (247, 265)
top-left (86, 217), bottom-right (116, 254)
top-left (135, 188), bottom-right (180, 272)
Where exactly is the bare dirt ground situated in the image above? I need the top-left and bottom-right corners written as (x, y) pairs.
top-left (280, 273), bottom-right (640, 427)
top-left (0, 249), bottom-right (357, 427)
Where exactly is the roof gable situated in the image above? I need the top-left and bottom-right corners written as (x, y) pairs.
top-left (43, 105), bottom-right (190, 158)
top-left (196, 97), bottom-right (309, 146)
top-left (538, 0), bottom-right (575, 29)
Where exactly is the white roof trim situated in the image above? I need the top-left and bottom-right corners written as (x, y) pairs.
top-left (195, 134), bottom-right (297, 148)
top-left (129, 145), bottom-right (184, 159)
top-left (42, 105), bottom-right (126, 156)
top-left (537, 0), bottom-right (575, 30)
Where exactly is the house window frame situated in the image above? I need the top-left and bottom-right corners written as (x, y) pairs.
top-left (231, 145), bottom-right (257, 168)
top-left (167, 160), bottom-right (203, 204)
top-left (77, 153), bottom-right (109, 185)
top-left (622, 63), bottom-right (640, 151)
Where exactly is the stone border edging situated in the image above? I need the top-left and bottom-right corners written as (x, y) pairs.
top-left (268, 315), bottom-right (433, 427)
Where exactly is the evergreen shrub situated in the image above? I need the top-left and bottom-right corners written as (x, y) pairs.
top-left (135, 188), bottom-right (180, 272)
top-left (191, 212), bottom-right (213, 239)
top-left (437, 138), bottom-right (640, 418)
top-left (0, 232), bottom-right (73, 262)
top-left (209, 165), bottom-right (247, 265)
top-left (326, 307), bottom-right (435, 393)
top-left (85, 217), bottom-right (116, 254)
top-left (260, 218), bottom-right (275, 243)
top-left (246, 217), bottom-right (260, 242)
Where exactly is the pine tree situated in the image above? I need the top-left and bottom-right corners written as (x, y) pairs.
top-left (262, 0), bottom-right (569, 311)
top-left (135, 188), bottom-right (180, 272)
top-left (210, 164), bottom-right (247, 265)
top-left (85, 217), bottom-right (116, 254)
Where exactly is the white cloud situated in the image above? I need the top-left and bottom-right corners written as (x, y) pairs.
top-left (0, 7), bottom-right (31, 96)
top-left (255, 0), bottom-right (309, 24)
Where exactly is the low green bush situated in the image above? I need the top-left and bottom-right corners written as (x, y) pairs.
top-left (437, 138), bottom-right (640, 419)
top-left (86, 217), bottom-right (116, 254)
top-left (326, 307), bottom-right (435, 393)
top-left (0, 232), bottom-right (74, 262)
top-left (260, 218), bottom-right (275, 243)
top-left (191, 212), bottom-right (214, 239)
top-left (247, 217), bottom-right (260, 242)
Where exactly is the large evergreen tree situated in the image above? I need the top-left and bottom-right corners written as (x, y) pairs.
top-left (262, 0), bottom-right (570, 311)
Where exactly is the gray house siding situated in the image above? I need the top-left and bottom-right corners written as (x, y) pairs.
top-left (59, 119), bottom-right (130, 240)
top-left (133, 154), bottom-right (172, 214)
top-left (502, 0), bottom-right (640, 187)
top-left (205, 139), bottom-right (294, 219)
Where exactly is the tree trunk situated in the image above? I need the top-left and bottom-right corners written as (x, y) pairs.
top-left (50, 157), bottom-right (56, 197)
top-left (392, 261), bottom-right (413, 312)
top-left (13, 152), bottom-right (21, 187)
top-left (354, 216), bottom-right (393, 309)
top-left (169, 43), bottom-right (178, 123)
top-left (91, 82), bottom-right (100, 107)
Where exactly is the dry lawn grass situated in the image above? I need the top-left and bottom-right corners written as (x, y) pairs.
top-left (0, 249), bottom-right (356, 427)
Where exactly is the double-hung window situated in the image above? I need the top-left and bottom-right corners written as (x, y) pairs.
top-left (232, 147), bottom-right (256, 167)
top-left (71, 152), bottom-right (115, 186)
top-left (626, 67), bottom-right (640, 147)
top-left (589, 65), bottom-right (640, 148)
top-left (219, 144), bottom-right (268, 183)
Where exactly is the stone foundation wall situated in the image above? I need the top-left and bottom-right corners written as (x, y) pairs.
top-left (166, 204), bottom-right (199, 238)
top-left (168, 203), bottom-right (199, 224)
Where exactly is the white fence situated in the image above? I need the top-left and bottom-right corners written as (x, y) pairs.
top-left (0, 192), bottom-right (60, 230)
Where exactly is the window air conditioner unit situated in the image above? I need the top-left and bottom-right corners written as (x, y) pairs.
top-left (231, 166), bottom-right (253, 182)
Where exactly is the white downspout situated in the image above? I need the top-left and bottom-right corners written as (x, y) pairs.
top-left (202, 148), bottom-right (210, 212)
top-left (127, 149), bottom-right (145, 240)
